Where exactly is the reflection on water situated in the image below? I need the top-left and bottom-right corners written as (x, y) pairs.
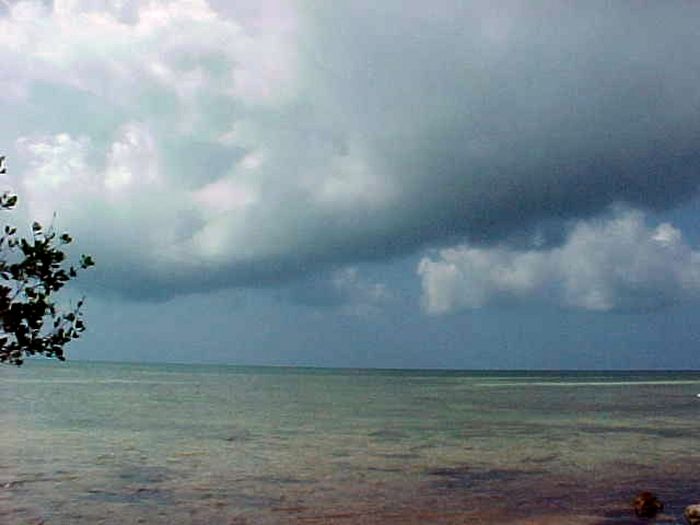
top-left (1, 362), bottom-right (699, 524)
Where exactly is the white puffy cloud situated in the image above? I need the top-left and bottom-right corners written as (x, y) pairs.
top-left (418, 209), bottom-right (700, 314)
top-left (3, 1), bottom-right (700, 298)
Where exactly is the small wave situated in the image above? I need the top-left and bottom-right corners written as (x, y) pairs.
top-left (0, 379), bottom-right (195, 385)
top-left (475, 380), bottom-right (700, 387)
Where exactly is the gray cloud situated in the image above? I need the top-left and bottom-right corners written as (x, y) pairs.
top-left (281, 267), bottom-right (390, 315)
top-left (3, 1), bottom-right (700, 299)
top-left (302, 1), bottom-right (700, 236)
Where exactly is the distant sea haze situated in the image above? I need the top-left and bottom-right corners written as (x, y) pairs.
top-left (2, 362), bottom-right (699, 524)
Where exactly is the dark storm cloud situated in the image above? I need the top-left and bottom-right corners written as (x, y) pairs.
top-left (302, 0), bottom-right (700, 237)
top-left (4, 1), bottom-right (700, 299)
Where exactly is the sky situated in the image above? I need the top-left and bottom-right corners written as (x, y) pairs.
top-left (2, 0), bottom-right (700, 369)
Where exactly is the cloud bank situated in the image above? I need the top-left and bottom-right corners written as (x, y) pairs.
top-left (282, 267), bottom-right (390, 316)
top-left (3, 0), bottom-right (700, 299)
top-left (419, 209), bottom-right (700, 313)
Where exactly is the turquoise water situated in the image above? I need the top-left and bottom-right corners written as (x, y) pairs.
top-left (1, 362), bottom-right (699, 524)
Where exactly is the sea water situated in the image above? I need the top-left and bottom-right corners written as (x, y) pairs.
top-left (1, 361), bottom-right (699, 524)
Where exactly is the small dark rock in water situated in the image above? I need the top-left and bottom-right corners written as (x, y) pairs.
top-left (685, 504), bottom-right (700, 525)
top-left (633, 491), bottom-right (663, 518)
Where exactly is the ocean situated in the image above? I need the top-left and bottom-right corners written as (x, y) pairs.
top-left (1, 361), bottom-right (699, 524)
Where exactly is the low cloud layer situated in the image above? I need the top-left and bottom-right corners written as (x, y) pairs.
top-left (3, 1), bottom-right (700, 299)
top-left (419, 209), bottom-right (700, 313)
top-left (282, 267), bottom-right (390, 316)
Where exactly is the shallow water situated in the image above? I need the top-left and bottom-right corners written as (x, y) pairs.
top-left (1, 362), bottom-right (699, 524)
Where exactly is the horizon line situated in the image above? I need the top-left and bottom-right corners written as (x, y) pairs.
top-left (25, 357), bottom-right (700, 373)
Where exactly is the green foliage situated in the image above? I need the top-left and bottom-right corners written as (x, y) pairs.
top-left (0, 156), bottom-right (94, 366)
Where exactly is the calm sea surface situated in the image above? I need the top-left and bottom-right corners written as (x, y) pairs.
top-left (1, 362), bottom-right (699, 524)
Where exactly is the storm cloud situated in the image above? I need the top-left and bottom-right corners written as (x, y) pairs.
top-left (3, 0), bottom-right (700, 299)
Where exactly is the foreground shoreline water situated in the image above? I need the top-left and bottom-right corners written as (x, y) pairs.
top-left (2, 362), bottom-right (699, 524)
